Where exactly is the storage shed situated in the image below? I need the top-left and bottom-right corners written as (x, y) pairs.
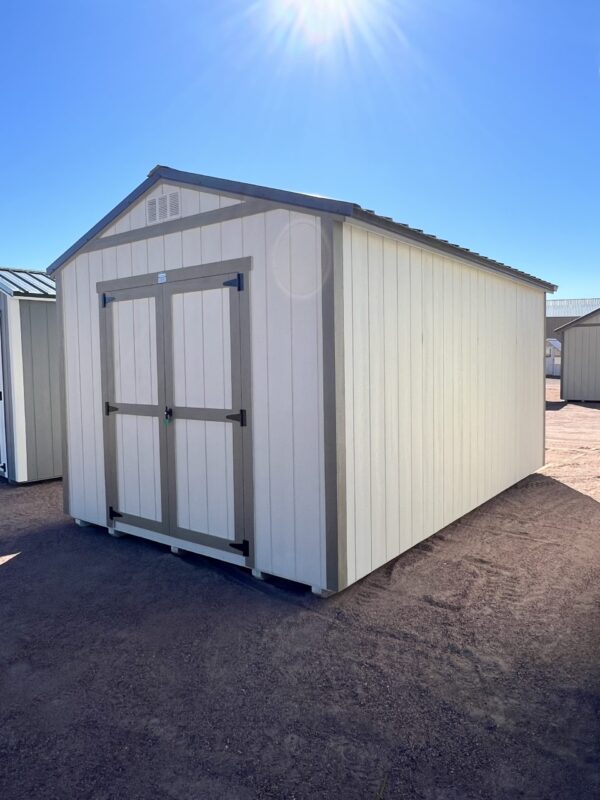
top-left (0, 268), bottom-right (62, 483)
top-left (556, 307), bottom-right (600, 402)
top-left (48, 166), bottom-right (556, 595)
top-left (545, 338), bottom-right (562, 377)
top-left (546, 297), bottom-right (600, 339)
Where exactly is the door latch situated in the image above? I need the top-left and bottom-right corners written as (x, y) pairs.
top-left (164, 406), bottom-right (173, 424)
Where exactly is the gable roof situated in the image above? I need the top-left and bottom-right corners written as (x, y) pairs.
top-left (546, 298), bottom-right (600, 318)
top-left (47, 165), bottom-right (557, 292)
top-left (0, 267), bottom-right (56, 298)
top-left (554, 306), bottom-right (600, 332)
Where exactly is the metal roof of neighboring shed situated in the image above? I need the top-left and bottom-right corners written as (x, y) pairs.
top-left (47, 165), bottom-right (557, 292)
top-left (0, 267), bottom-right (56, 298)
top-left (546, 298), bottom-right (600, 318)
top-left (554, 306), bottom-right (600, 332)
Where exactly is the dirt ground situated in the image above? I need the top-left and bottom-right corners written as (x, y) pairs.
top-left (0, 377), bottom-right (598, 800)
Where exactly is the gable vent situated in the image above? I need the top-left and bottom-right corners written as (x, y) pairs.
top-left (146, 191), bottom-right (180, 225)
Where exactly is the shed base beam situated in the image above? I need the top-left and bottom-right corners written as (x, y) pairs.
top-left (75, 519), bottom-right (91, 528)
top-left (108, 527), bottom-right (125, 538)
top-left (251, 569), bottom-right (265, 581)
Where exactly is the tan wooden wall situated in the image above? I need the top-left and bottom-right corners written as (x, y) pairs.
top-left (562, 310), bottom-right (600, 401)
top-left (59, 184), bottom-right (327, 588)
top-left (340, 222), bottom-right (545, 586)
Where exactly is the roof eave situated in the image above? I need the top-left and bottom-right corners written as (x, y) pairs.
top-left (47, 174), bottom-right (160, 275)
top-left (347, 207), bottom-right (557, 293)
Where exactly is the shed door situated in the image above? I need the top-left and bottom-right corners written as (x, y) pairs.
top-left (101, 285), bottom-right (168, 533)
top-left (100, 272), bottom-right (251, 558)
top-left (164, 274), bottom-right (248, 554)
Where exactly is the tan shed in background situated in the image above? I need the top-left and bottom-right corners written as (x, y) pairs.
top-left (0, 268), bottom-right (62, 483)
top-left (557, 308), bottom-right (600, 402)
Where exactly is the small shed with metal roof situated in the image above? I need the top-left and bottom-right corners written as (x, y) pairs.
top-left (48, 166), bottom-right (555, 595)
top-left (546, 297), bottom-right (600, 339)
top-left (556, 306), bottom-right (600, 402)
top-left (0, 268), bottom-right (62, 483)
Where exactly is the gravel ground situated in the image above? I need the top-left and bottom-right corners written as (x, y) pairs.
top-left (0, 378), bottom-right (598, 799)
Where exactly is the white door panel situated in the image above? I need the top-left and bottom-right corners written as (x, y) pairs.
top-left (171, 288), bottom-right (232, 409)
top-left (174, 419), bottom-right (235, 539)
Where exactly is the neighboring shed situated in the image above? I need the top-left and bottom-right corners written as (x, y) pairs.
top-left (545, 338), bottom-right (562, 377)
top-left (0, 268), bottom-right (62, 483)
top-left (546, 297), bottom-right (600, 339)
top-left (556, 307), bottom-right (600, 402)
top-left (48, 166), bottom-right (556, 595)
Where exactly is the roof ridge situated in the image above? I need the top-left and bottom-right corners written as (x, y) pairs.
top-left (46, 165), bottom-right (557, 292)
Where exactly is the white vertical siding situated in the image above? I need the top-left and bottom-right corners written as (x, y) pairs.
top-left (562, 310), bottom-right (600, 401)
top-left (5, 297), bottom-right (27, 482)
top-left (342, 222), bottom-right (545, 584)
top-left (60, 196), bottom-right (326, 588)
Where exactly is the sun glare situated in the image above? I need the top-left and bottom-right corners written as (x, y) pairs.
top-left (266, 0), bottom-right (398, 54)
top-left (273, 0), bottom-right (365, 46)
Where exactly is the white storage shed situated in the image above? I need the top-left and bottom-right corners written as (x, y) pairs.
top-left (545, 338), bottom-right (561, 377)
top-left (48, 166), bottom-right (556, 595)
top-left (0, 268), bottom-right (62, 483)
top-left (557, 307), bottom-right (600, 402)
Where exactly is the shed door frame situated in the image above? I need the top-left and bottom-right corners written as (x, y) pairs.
top-left (100, 283), bottom-right (169, 535)
top-left (98, 258), bottom-right (254, 561)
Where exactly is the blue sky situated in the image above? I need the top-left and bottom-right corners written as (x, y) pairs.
top-left (1, 0), bottom-right (598, 297)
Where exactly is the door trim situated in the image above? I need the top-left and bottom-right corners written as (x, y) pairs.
top-left (162, 272), bottom-right (254, 559)
top-left (99, 283), bottom-right (170, 533)
top-left (97, 257), bottom-right (252, 295)
top-left (97, 258), bottom-right (254, 563)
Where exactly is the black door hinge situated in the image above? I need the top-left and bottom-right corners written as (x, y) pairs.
top-left (0, 463), bottom-right (5, 473)
top-left (108, 506), bottom-right (123, 521)
top-left (102, 293), bottom-right (116, 308)
top-left (105, 401), bottom-right (119, 416)
top-left (0, 390), bottom-right (3, 401)
top-left (229, 539), bottom-right (250, 557)
top-left (225, 409), bottom-right (247, 426)
top-left (223, 273), bottom-right (244, 291)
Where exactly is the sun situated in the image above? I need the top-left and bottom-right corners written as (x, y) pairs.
top-left (267, 0), bottom-right (380, 49)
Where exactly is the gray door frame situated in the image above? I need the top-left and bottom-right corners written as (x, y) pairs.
top-left (98, 259), bottom-right (254, 561)
top-left (99, 283), bottom-right (170, 534)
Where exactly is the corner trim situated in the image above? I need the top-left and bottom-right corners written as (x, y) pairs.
top-left (321, 218), bottom-right (346, 593)
top-left (55, 274), bottom-right (70, 513)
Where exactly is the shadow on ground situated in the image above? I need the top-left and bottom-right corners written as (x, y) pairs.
top-left (0, 474), bottom-right (599, 800)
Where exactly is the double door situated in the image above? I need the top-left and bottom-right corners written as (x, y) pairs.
top-left (99, 268), bottom-right (252, 558)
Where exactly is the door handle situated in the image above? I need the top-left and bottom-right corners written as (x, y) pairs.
top-left (164, 406), bottom-right (173, 423)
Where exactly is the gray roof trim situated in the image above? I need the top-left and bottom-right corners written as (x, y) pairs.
top-left (47, 175), bottom-right (159, 274)
top-left (554, 306), bottom-right (600, 331)
top-left (46, 165), bottom-right (557, 291)
top-left (0, 267), bottom-right (56, 298)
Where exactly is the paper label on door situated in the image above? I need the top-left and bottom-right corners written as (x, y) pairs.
top-left (157, 272), bottom-right (167, 284)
